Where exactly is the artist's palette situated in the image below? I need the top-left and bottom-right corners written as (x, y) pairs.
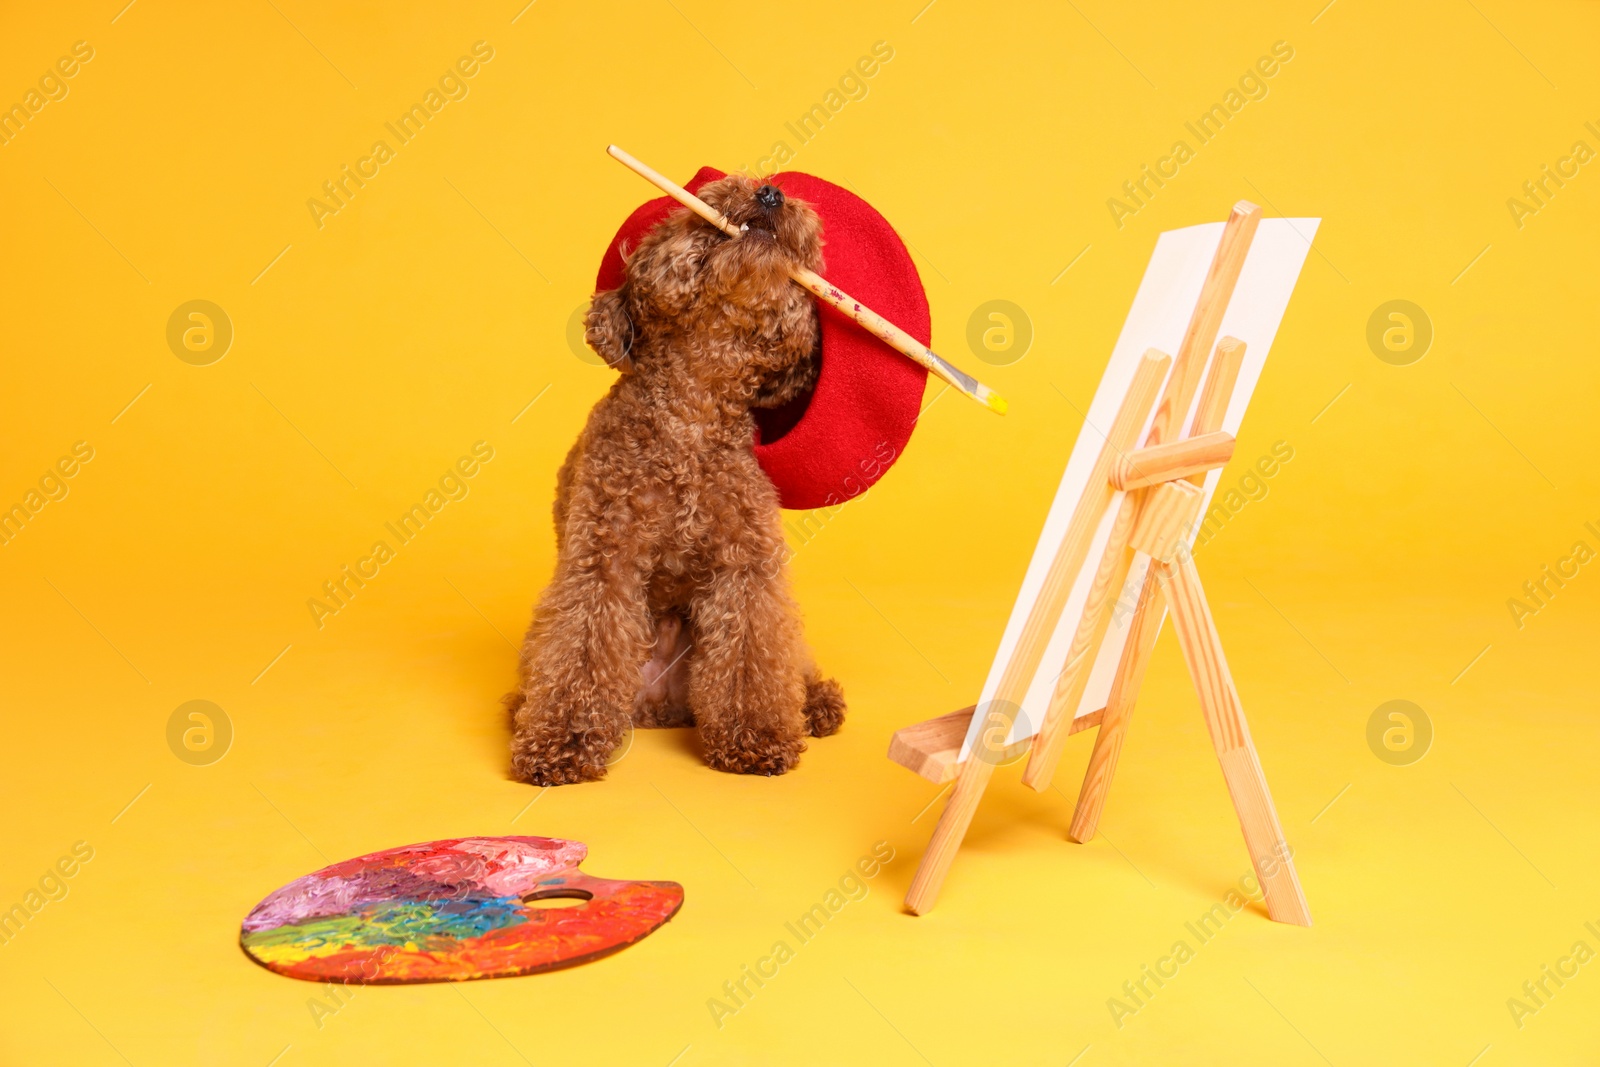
top-left (240, 836), bottom-right (682, 983)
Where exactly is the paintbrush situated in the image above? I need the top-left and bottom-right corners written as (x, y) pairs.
top-left (606, 145), bottom-right (1007, 416)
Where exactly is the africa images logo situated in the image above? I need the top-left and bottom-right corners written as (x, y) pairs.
top-left (305, 42), bottom-right (495, 230)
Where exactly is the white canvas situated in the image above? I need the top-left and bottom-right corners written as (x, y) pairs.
top-left (960, 217), bottom-right (1319, 757)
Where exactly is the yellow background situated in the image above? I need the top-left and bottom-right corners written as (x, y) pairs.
top-left (2, 0), bottom-right (1597, 1063)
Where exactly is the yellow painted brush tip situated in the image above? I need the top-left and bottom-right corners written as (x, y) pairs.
top-left (987, 392), bottom-right (1009, 415)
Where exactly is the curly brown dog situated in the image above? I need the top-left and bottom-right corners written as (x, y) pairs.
top-left (508, 175), bottom-right (846, 786)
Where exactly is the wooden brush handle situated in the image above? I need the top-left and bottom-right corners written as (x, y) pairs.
top-left (606, 145), bottom-right (1007, 415)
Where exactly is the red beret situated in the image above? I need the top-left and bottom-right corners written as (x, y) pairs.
top-left (595, 167), bottom-right (929, 511)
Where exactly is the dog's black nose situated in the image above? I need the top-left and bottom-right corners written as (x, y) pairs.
top-left (755, 184), bottom-right (784, 211)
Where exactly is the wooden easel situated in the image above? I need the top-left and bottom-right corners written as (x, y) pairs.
top-left (888, 202), bottom-right (1311, 925)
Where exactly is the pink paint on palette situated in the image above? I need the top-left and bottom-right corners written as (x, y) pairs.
top-left (240, 836), bottom-right (683, 983)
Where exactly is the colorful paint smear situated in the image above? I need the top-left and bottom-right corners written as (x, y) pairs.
top-left (240, 836), bottom-right (683, 983)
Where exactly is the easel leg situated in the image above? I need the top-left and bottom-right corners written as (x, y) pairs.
top-left (1158, 555), bottom-right (1311, 926)
top-left (1020, 492), bottom-right (1141, 791)
top-left (904, 702), bottom-right (1009, 914)
top-left (904, 353), bottom-right (1173, 915)
top-left (1068, 570), bottom-right (1164, 842)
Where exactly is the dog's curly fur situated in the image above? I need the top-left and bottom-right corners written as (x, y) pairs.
top-left (508, 175), bottom-right (846, 786)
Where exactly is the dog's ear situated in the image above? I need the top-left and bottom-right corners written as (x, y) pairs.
top-left (585, 287), bottom-right (635, 372)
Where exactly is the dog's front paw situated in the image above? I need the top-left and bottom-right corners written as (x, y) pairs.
top-left (702, 728), bottom-right (805, 776)
top-left (509, 694), bottom-right (620, 786)
top-left (511, 735), bottom-right (609, 786)
top-left (802, 676), bottom-right (846, 738)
